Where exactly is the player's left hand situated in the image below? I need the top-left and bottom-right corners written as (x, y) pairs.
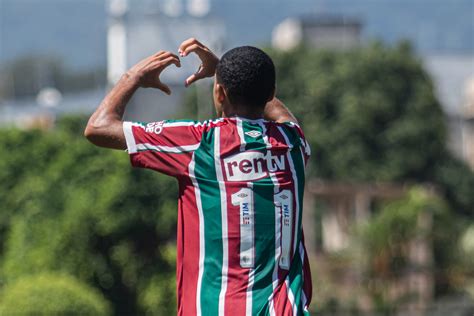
top-left (178, 38), bottom-right (219, 87)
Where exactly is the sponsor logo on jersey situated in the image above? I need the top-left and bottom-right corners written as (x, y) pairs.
top-left (145, 121), bottom-right (164, 134)
top-left (223, 151), bottom-right (286, 181)
top-left (244, 130), bottom-right (262, 138)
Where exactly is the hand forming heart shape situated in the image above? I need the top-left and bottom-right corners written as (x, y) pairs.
top-left (126, 38), bottom-right (219, 95)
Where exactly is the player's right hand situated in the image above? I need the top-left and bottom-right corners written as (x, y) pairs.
top-left (126, 51), bottom-right (181, 95)
top-left (178, 38), bottom-right (219, 87)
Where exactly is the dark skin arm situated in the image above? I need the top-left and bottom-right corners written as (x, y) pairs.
top-left (84, 39), bottom-right (298, 149)
top-left (84, 51), bottom-right (181, 149)
top-left (178, 39), bottom-right (298, 124)
top-left (263, 97), bottom-right (298, 124)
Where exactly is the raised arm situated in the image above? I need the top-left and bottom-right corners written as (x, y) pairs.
top-left (84, 51), bottom-right (181, 149)
top-left (178, 39), bottom-right (298, 125)
top-left (263, 97), bottom-right (298, 124)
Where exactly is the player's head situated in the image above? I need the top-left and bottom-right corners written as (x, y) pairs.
top-left (213, 46), bottom-right (276, 117)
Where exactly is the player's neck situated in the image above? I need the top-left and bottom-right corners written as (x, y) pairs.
top-left (221, 103), bottom-right (264, 120)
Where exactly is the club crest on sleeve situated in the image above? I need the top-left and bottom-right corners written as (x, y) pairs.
top-left (244, 130), bottom-right (261, 138)
top-left (145, 121), bottom-right (164, 134)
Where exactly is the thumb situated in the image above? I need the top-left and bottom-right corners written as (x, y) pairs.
top-left (185, 65), bottom-right (205, 87)
top-left (156, 81), bottom-right (171, 95)
top-left (185, 73), bottom-right (200, 87)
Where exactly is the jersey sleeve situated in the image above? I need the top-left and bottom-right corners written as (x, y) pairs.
top-left (289, 122), bottom-right (311, 167)
top-left (122, 120), bottom-right (204, 177)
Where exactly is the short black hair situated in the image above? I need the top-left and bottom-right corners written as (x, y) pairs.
top-left (216, 46), bottom-right (275, 108)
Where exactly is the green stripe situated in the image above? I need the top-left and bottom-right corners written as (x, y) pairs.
top-left (289, 255), bottom-right (304, 315)
top-left (193, 128), bottom-right (223, 315)
top-left (241, 121), bottom-right (277, 315)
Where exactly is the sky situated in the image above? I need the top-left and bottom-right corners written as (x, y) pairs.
top-left (0, 0), bottom-right (472, 70)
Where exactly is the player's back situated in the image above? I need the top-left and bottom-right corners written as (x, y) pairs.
top-left (123, 117), bottom-right (312, 315)
top-left (188, 117), bottom-right (312, 315)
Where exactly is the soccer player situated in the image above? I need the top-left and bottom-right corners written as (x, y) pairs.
top-left (85, 38), bottom-right (312, 315)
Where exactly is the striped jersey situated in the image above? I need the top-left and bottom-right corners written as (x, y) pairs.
top-left (123, 117), bottom-right (312, 316)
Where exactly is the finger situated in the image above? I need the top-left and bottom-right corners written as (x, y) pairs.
top-left (178, 38), bottom-right (203, 55)
top-left (150, 56), bottom-right (181, 70)
top-left (158, 56), bottom-right (181, 68)
top-left (185, 65), bottom-right (205, 87)
top-left (178, 38), bottom-right (200, 53)
top-left (140, 52), bottom-right (171, 69)
top-left (181, 43), bottom-right (203, 57)
top-left (154, 51), bottom-right (180, 61)
top-left (185, 73), bottom-right (199, 87)
top-left (153, 50), bottom-right (166, 57)
top-left (156, 81), bottom-right (171, 95)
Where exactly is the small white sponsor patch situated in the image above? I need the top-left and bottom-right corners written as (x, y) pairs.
top-left (232, 188), bottom-right (254, 268)
top-left (145, 121), bottom-right (164, 134)
top-left (275, 190), bottom-right (293, 270)
top-left (244, 130), bottom-right (261, 138)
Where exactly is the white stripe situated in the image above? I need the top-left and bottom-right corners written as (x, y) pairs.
top-left (123, 121), bottom-right (138, 153)
top-left (246, 269), bottom-right (255, 316)
top-left (131, 122), bottom-right (146, 129)
top-left (189, 153), bottom-right (205, 316)
top-left (136, 143), bottom-right (200, 153)
top-left (162, 118), bottom-right (224, 128)
top-left (278, 126), bottom-right (301, 314)
top-left (236, 117), bottom-right (268, 123)
top-left (164, 121), bottom-right (197, 127)
top-left (245, 180), bottom-right (254, 316)
top-left (299, 147), bottom-right (307, 169)
top-left (259, 121), bottom-right (281, 316)
top-left (258, 121), bottom-right (272, 149)
top-left (215, 127), bottom-right (229, 316)
top-left (236, 118), bottom-right (246, 152)
top-left (299, 242), bottom-right (308, 309)
top-left (285, 277), bottom-right (297, 316)
top-left (268, 200), bottom-right (282, 316)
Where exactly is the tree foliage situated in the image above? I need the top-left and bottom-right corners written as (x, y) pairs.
top-left (266, 42), bottom-right (474, 215)
top-left (268, 42), bottom-right (446, 182)
top-left (0, 116), bottom-right (178, 314)
top-left (0, 273), bottom-right (111, 315)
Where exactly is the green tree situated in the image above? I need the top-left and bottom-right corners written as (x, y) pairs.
top-left (0, 273), bottom-right (111, 315)
top-left (269, 42), bottom-right (446, 181)
top-left (265, 42), bottom-right (474, 215)
top-left (0, 116), bottom-right (178, 314)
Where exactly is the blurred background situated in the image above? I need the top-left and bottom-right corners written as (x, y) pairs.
top-left (0, 0), bottom-right (473, 315)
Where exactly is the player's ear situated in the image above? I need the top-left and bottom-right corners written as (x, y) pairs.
top-left (215, 83), bottom-right (227, 104)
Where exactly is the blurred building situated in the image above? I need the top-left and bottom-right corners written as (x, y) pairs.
top-left (0, 89), bottom-right (105, 129)
top-left (272, 14), bottom-right (362, 51)
top-left (461, 77), bottom-right (474, 169)
top-left (0, 0), bottom-right (226, 127)
top-left (107, 0), bottom-right (226, 122)
top-left (425, 55), bottom-right (474, 169)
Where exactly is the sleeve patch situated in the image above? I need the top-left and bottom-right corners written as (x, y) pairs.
top-left (145, 121), bottom-right (165, 134)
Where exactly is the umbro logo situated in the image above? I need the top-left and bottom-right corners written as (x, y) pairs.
top-left (245, 130), bottom-right (261, 138)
